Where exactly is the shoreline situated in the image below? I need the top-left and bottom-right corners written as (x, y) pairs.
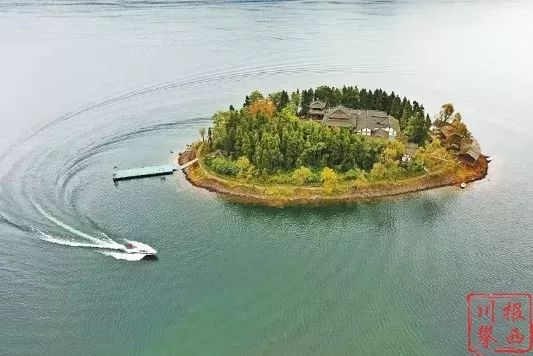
top-left (178, 145), bottom-right (489, 207)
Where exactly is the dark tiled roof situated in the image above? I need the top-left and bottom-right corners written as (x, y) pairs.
top-left (309, 101), bottom-right (326, 110)
top-left (324, 119), bottom-right (353, 128)
top-left (324, 106), bottom-right (352, 120)
top-left (321, 105), bottom-right (400, 133)
top-left (354, 111), bottom-right (400, 133)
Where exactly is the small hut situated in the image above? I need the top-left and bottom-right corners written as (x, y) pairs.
top-left (307, 101), bottom-right (327, 120)
top-left (440, 125), bottom-right (464, 150)
top-left (458, 138), bottom-right (481, 166)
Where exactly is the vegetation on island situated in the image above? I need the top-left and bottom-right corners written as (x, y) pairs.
top-left (182, 85), bottom-right (486, 204)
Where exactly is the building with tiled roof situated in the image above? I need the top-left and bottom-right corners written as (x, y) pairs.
top-left (321, 106), bottom-right (400, 139)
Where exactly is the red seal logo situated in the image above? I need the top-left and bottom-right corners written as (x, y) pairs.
top-left (467, 293), bottom-right (533, 354)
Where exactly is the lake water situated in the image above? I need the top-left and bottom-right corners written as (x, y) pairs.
top-left (1, 1), bottom-right (533, 355)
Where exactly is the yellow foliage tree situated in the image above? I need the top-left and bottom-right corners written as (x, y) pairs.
top-left (383, 140), bottom-right (406, 162)
top-left (369, 139), bottom-right (405, 181)
top-left (441, 103), bottom-right (455, 121)
top-left (249, 99), bottom-right (276, 117)
top-left (414, 139), bottom-right (457, 173)
top-left (321, 167), bottom-right (339, 194)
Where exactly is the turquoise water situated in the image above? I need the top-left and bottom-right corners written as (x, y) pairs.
top-left (1, 1), bottom-right (533, 355)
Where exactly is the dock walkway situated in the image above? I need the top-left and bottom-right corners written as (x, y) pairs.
top-left (113, 158), bottom-right (198, 181)
top-left (179, 158), bottom-right (198, 170)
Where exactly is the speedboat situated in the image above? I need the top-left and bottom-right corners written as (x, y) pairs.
top-left (123, 239), bottom-right (157, 257)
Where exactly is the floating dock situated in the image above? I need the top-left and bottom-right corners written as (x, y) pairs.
top-left (113, 164), bottom-right (176, 181)
top-left (113, 158), bottom-right (197, 181)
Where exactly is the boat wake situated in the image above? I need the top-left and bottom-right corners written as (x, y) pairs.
top-left (38, 231), bottom-right (110, 249)
top-left (98, 250), bottom-right (150, 261)
top-left (34, 203), bottom-right (154, 261)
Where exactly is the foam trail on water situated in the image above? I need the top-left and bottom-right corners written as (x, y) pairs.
top-left (33, 202), bottom-right (124, 250)
top-left (32, 202), bottom-right (155, 261)
top-left (38, 231), bottom-right (114, 249)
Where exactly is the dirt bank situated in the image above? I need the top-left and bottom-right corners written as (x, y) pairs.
top-left (178, 147), bottom-right (489, 207)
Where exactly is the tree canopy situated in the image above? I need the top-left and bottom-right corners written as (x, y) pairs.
top-left (210, 105), bottom-right (386, 174)
top-left (204, 86), bottom-right (442, 181)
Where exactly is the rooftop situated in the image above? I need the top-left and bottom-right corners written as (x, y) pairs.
top-left (309, 101), bottom-right (327, 110)
top-left (459, 138), bottom-right (481, 161)
top-left (322, 106), bottom-right (400, 132)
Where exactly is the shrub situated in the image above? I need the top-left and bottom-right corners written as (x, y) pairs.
top-left (370, 160), bottom-right (405, 181)
top-left (321, 167), bottom-right (339, 194)
top-left (307, 171), bottom-right (321, 184)
top-left (343, 168), bottom-right (365, 181)
top-left (369, 162), bottom-right (388, 181)
top-left (207, 156), bottom-right (239, 176)
top-left (292, 166), bottom-right (313, 185)
top-left (267, 172), bottom-right (293, 185)
top-left (353, 175), bottom-right (369, 189)
top-left (235, 156), bottom-right (254, 179)
top-left (408, 161), bottom-right (425, 173)
top-left (236, 156), bottom-right (251, 171)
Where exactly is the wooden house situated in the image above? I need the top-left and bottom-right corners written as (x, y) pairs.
top-left (458, 138), bottom-right (481, 166)
top-left (307, 101), bottom-right (327, 120)
top-left (319, 105), bottom-right (400, 139)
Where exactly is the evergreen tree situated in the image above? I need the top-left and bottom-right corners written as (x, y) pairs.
top-left (390, 95), bottom-right (402, 119)
top-left (300, 88), bottom-right (314, 114)
top-left (277, 90), bottom-right (290, 111)
top-left (249, 90), bottom-right (264, 104)
top-left (290, 91), bottom-right (301, 112)
top-left (340, 85), bottom-right (359, 108)
top-left (405, 113), bottom-right (429, 144)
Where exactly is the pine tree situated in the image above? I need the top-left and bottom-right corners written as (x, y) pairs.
top-left (405, 113), bottom-right (429, 144)
top-left (300, 88), bottom-right (314, 115)
top-left (277, 90), bottom-right (290, 111)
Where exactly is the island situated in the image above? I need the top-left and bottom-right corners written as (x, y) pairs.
top-left (179, 85), bottom-right (488, 206)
